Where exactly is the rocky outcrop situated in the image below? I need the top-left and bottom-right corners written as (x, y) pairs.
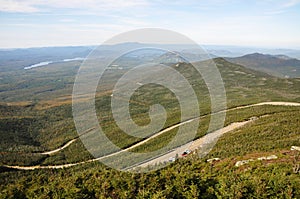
top-left (235, 155), bottom-right (278, 167)
top-left (207, 158), bottom-right (220, 163)
top-left (291, 146), bottom-right (300, 151)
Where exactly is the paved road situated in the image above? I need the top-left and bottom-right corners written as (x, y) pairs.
top-left (129, 120), bottom-right (250, 169)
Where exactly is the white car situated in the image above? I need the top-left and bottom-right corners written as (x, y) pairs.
top-left (169, 157), bottom-right (176, 162)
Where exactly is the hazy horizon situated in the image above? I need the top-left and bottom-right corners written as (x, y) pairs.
top-left (1, 42), bottom-right (300, 51)
top-left (1, 0), bottom-right (300, 49)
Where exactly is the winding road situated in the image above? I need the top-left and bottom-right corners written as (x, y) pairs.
top-left (40, 139), bottom-right (77, 155)
top-left (3, 101), bottom-right (300, 170)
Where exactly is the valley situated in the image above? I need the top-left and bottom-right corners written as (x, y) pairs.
top-left (2, 0), bottom-right (300, 197)
top-left (1, 49), bottom-right (300, 198)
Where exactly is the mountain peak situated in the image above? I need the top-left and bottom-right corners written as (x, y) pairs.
top-left (242, 53), bottom-right (294, 61)
top-left (226, 53), bottom-right (300, 78)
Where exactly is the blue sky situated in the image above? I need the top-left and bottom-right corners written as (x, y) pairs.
top-left (0, 0), bottom-right (300, 48)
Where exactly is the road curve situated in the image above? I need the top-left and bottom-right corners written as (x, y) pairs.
top-left (40, 139), bottom-right (77, 155)
top-left (2, 101), bottom-right (300, 170)
top-left (38, 101), bottom-right (300, 156)
top-left (130, 120), bottom-right (251, 169)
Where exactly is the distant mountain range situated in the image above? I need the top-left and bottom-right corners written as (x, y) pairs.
top-left (1, 43), bottom-right (300, 78)
top-left (226, 53), bottom-right (300, 78)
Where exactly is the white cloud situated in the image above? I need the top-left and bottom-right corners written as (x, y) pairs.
top-left (0, 0), bottom-right (38, 13)
top-left (59, 18), bottom-right (76, 23)
top-left (0, 0), bottom-right (149, 13)
top-left (283, 0), bottom-right (300, 8)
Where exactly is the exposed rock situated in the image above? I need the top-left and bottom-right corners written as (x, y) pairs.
top-left (266, 155), bottom-right (278, 160)
top-left (291, 146), bottom-right (300, 151)
top-left (257, 157), bottom-right (267, 161)
top-left (207, 158), bottom-right (220, 163)
top-left (235, 159), bottom-right (254, 167)
top-left (236, 155), bottom-right (278, 167)
top-left (250, 116), bottom-right (258, 121)
top-left (257, 155), bottom-right (278, 161)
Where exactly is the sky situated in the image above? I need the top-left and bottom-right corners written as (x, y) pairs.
top-left (0, 0), bottom-right (300, 49)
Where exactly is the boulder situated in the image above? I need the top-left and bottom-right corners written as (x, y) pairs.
top-left (291, 146), bottom-right (300, 151)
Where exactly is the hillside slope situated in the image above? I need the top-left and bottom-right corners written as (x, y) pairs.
top-left (1, 57), bottom-right (300, 198)
top-left (226, 53), bottom-right (300, 78)
top-left (1, 58), bottom-right (300, 164)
